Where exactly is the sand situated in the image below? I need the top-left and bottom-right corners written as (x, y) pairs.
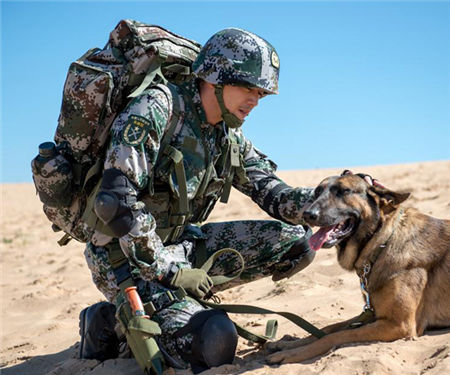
top-left (1, 161), bottom-right (449, 375)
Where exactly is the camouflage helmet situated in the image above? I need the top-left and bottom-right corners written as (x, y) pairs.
top-left (192, 28), bottom-right (280, 95)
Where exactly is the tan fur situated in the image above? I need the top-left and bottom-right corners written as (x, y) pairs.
top-left (266, 175), bottom-right (450, 364)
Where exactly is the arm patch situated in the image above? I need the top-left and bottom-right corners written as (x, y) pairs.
top-left (122, 115), bottom-right (152, 146)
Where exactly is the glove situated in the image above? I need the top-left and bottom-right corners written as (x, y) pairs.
top-left (169, 268), bottom-right (214, 299)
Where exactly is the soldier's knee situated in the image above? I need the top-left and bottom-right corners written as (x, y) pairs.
top-left (174, 309), bottom-right (238, 373)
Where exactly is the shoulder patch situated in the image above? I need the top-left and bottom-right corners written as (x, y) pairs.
top-left (122, 115), bottom-right (151, 146)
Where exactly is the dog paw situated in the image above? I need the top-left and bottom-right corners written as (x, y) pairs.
top-left (266, 351), bottom-right (284, 364)
top-left (265, 340), bottom-right (295, 353)
top-left (266, 347), bottom-right (310, 365)
top-left (266, 350), bottom-right (291, 364)
top-left (265, 341), bottom-right (282, 353)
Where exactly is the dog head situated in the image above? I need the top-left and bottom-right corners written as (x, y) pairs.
top-left (303, 174), bottom-right (410, 270)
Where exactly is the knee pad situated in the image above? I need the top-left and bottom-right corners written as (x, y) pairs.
top-left (78, 301), bottom-right (120, 361)
top-left (94, 168), bottom-right (143, 237)
top-left (174, 309), bottom-right (238, 374)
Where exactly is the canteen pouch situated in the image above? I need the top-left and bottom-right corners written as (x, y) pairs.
top-left (31, 150), bottom-right (74, 208)
top-left (117, 302), bottom-right (164, 374)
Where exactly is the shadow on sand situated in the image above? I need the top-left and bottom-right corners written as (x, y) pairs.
top-left (2, 345), bottom-right (77, 375)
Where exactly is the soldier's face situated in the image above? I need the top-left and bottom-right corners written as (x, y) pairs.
top-left (223, 85), bottom-right (266, 120)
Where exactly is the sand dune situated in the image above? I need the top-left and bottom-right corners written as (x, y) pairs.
top-left (1, 161), bottom-right (449, 375)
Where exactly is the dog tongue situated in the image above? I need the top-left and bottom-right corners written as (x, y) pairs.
top-left (308, 225), bottom-right (337, 251)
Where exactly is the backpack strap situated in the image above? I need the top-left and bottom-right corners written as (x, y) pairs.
top-left (128, 54), bottom-right (167, 99)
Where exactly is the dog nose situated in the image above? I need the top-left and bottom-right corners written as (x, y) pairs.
top-left (303, 208), bottom-right (319, 223)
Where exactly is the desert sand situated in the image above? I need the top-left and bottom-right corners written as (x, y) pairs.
top-left (1, 161), bottom-right (449, 375)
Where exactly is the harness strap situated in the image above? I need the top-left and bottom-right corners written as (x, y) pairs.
top-left (220, 142), bottom-right (240, 204)
top-left (107, 241), bottom-right (135, 291)
top-left (164, 145), bottom-right (189, 214)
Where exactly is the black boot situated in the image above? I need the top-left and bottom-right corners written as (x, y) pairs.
top-left (78, 301), bottom-right (120, 361)
top-left (271, 228), bottom-right (315, 281)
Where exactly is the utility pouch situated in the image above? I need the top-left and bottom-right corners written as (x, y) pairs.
top-left (117, 302), bottom-right (164, 375)
top-left (31, 143), bottom-right (74, 208)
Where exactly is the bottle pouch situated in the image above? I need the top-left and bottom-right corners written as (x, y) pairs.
top-left (117, 301), bottom-right (164, 374)
top-left (31, 149), bottom-right (74, 208)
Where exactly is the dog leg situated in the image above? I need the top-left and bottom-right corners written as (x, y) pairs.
top-left (266, 318), bottom-right (415, 364)
top-left (265, 315), bottom-right (362, 353)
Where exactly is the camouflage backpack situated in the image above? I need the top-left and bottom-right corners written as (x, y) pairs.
top-left (31, 19), bottom-right (201, 244)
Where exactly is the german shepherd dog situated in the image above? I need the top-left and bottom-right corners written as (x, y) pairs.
top-left (266, 172), bottom-right (450, 364)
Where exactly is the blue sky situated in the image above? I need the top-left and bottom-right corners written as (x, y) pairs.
top-left (1, 0), bottom-right (449, 183)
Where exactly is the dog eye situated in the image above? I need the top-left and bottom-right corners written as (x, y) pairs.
top-left (336, 188), bottom-right (351, 197)
top-left (313, 186), bottom-right (324, 198)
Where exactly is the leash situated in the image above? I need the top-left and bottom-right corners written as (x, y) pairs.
top-left (197, 248), bottom-right (326, 343)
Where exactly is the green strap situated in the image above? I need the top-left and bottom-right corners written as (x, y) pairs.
top-left (57, 233), bottom-right (72, 246)
top-left (164, 145), bottom-right (189, 216)
top-left (199, 248), bottom-right (245, 286)
top-left (234, 320), bottom-right (278, 344)
top-left (128, 56), bottom-right (166, 99)
top-left (107, 241), bottom-right (134, 291)
top-left (164, 63), bottom-right (190, 75)
top-left (348, 308), bottom-right (376, 329)
top-left (82, 158), bottom-right (103, 190)
top-left (220, 138), bottom-right (242, 204)
top-left (201, 300), bottom-right (326, 340)
top-left (196, 249), bottom-right (325, 342)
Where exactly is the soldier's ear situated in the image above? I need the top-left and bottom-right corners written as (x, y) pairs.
top-left (369, 185), bottom-right (410, 213)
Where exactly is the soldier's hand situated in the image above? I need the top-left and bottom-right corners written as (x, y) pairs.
top-left (341, 170), bottom-right (386, 188)
top-left (169, 268), bottom-right (214, 299)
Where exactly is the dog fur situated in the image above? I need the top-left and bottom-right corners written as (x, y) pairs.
top-left (266, 174), bottom-right (450, 364)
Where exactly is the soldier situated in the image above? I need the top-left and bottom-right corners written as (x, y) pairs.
top-left (80, 28), bottom-right (316, 373)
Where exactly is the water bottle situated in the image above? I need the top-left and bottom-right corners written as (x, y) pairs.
top-left (31, 142), bottom-right (73, 207)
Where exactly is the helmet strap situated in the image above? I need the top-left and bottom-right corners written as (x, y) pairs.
top-left (214, 85), bottom-right (244, 129)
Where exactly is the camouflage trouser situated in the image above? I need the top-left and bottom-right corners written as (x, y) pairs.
top-left (84, 220), bottom-right (307, 367)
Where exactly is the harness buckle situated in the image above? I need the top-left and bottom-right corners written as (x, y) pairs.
top-left (152, 291), bottom-right (176, 311)
top-left (148, 288), bottom-right (187, 313)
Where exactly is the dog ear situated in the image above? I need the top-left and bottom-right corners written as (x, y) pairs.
top-left (369, 185), bottom-right (410, 212)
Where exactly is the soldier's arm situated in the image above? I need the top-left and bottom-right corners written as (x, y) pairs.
top-left (231, 128), bottom-right (314, 225)
top-left (100, 86), bottom-right (192, 282)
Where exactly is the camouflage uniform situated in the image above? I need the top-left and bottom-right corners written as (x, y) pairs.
top-left (84, 28), bottom-right (314, 367)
